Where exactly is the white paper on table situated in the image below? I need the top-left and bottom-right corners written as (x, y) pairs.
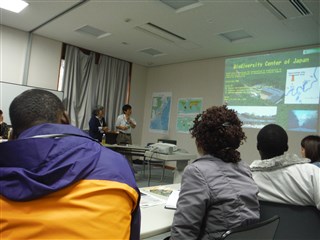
top-left (165, 190), bottom-right (180, 210)
top-left (140, 191), bottom-right (166, 208)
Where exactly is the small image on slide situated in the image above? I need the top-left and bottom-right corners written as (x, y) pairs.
top-left (259, 86), bottom-right (284, 104)
top-left (229, 106), bottom-right (277, 129)
top-left (288, 110), bottom-right (318, 132)
top-left (284, 67), bottom-right (319, 104)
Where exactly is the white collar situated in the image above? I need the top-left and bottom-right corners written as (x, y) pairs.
top-left (250, 153), bottom-right (310, 171)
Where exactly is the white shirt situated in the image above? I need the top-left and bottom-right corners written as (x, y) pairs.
top-left (250, 153), bottom-right (320, 210)
top-left (115, 114), bottom-right (136, 134)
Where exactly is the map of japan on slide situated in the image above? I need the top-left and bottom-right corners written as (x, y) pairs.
top-left (285, 67), bottom-right (319, 104)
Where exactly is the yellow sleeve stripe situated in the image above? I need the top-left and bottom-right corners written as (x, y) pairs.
top-left (1, 179), bottom-right (140, 239)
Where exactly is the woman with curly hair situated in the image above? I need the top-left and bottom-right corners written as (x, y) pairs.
top-left (170, 105), bottom-right (260, 240)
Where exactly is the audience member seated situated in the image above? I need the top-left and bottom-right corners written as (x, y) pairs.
top-left (0, 89), bottom-right (140, 239)
top-left (170, 105), bottom-right (260, 240)
top-left (301, 135), bottom-right (320, 168)
top-left (0, 109), bottom-right (9, 139)
top-left (250, 124), bottom-right (320, 210)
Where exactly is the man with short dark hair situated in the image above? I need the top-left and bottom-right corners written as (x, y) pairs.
top-left (115, 104), bottom-right (137, 171)
top-left (250, 124), bottom-right (320, 210)
top-left (116, 104), bottom-right (136, 145)
top-left (0, 89), bottom-right (141, 239)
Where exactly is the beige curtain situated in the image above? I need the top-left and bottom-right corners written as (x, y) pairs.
top-left (62, 45), bottom-right (130, 130)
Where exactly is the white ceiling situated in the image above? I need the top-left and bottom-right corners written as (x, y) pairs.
top-left (1, 0), bottom-right (319, 67)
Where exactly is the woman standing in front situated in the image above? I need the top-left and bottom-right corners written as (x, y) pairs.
top-left (88, 106), bottom-right (108, 142)
top-left (170, 105), bottom-right (260, 240)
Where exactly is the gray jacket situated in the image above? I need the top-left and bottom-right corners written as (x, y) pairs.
top-left (170, 155), bottom-right (260, 240)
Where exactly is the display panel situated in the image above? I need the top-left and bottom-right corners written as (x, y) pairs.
top-left (224, 47), bottom-right (320, 132)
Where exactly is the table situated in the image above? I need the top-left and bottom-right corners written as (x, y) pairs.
top-left (140, 183), bottom-right (180, 239)
top-left (144, 151), bottom-right (197, 185)
top-left (104, 144), bottom-right (148, 157)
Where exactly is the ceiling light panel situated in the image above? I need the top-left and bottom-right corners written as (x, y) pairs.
top-left (0, 0), bottom-right (28, 13)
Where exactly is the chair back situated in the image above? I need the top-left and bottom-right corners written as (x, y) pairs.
top-left (259, 201), bottom-right (320, 239)
top-left (105, 132), bottom-right (118, 144)
top-left (220, 215), bottom-right (280, 240)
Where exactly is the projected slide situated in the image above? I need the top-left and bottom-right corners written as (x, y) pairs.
top-left (224, 48), bottom-right (320, 132)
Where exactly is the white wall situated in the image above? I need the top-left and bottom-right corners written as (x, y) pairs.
top-left (142, 59), bottom-right (224, 153)
top-left (0, 26), bottom-right (63, 124)
top-left (140, 59), bottom-right (225, 166)
top-left (0, 25), bottom-right (28, 84)
top-left (130, 63), bottom-right (148, 145)
top-left (0, 25), bottom-right (62, 89)
top-left (28, 35), bottom-right (62, 89)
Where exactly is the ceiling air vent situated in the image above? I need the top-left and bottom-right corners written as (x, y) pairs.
top-left (139, 48), bottom-right (165, 57)
top-left (75, 25), bottom-right (111, 39)
top-left (259, 0), bottom-right (311, 20)
top-left (135, 22), bottom-right (185, 43)
top-left (290, 0), bottom-right (310, 15)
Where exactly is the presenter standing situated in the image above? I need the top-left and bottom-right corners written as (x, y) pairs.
top-left (89, 106), bottom-right (108, 142)
top-left (116, 104), bottom-right (136, 145)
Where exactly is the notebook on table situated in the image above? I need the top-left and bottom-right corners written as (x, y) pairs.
top-left (164, 190), bottom-right (180, 210)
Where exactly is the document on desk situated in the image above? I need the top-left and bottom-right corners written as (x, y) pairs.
top-left (165, 190), bottom-right (180, 210)
top-left (140, 191), bottom-right (166, 208)
top-left (142, 186), bottom-right (173, 197)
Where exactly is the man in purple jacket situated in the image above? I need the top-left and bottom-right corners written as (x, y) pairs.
top-left (0, 89), bottom-right (141, 239)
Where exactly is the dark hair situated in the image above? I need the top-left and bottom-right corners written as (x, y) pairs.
top-left (257, 124), bottom-right (288, 159)
top-left (189, 105), bottom-right (246, 163)
top-left (92, 106), bottom-right (104, 116)
top-left (301, 135), bottom-right (320, 163)
top-left (9, 89), bottom-right (65, 137)
top-left (122, 104), bottom-right (132, 113)
top-left (0, 110), bottom-right (3, 115)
